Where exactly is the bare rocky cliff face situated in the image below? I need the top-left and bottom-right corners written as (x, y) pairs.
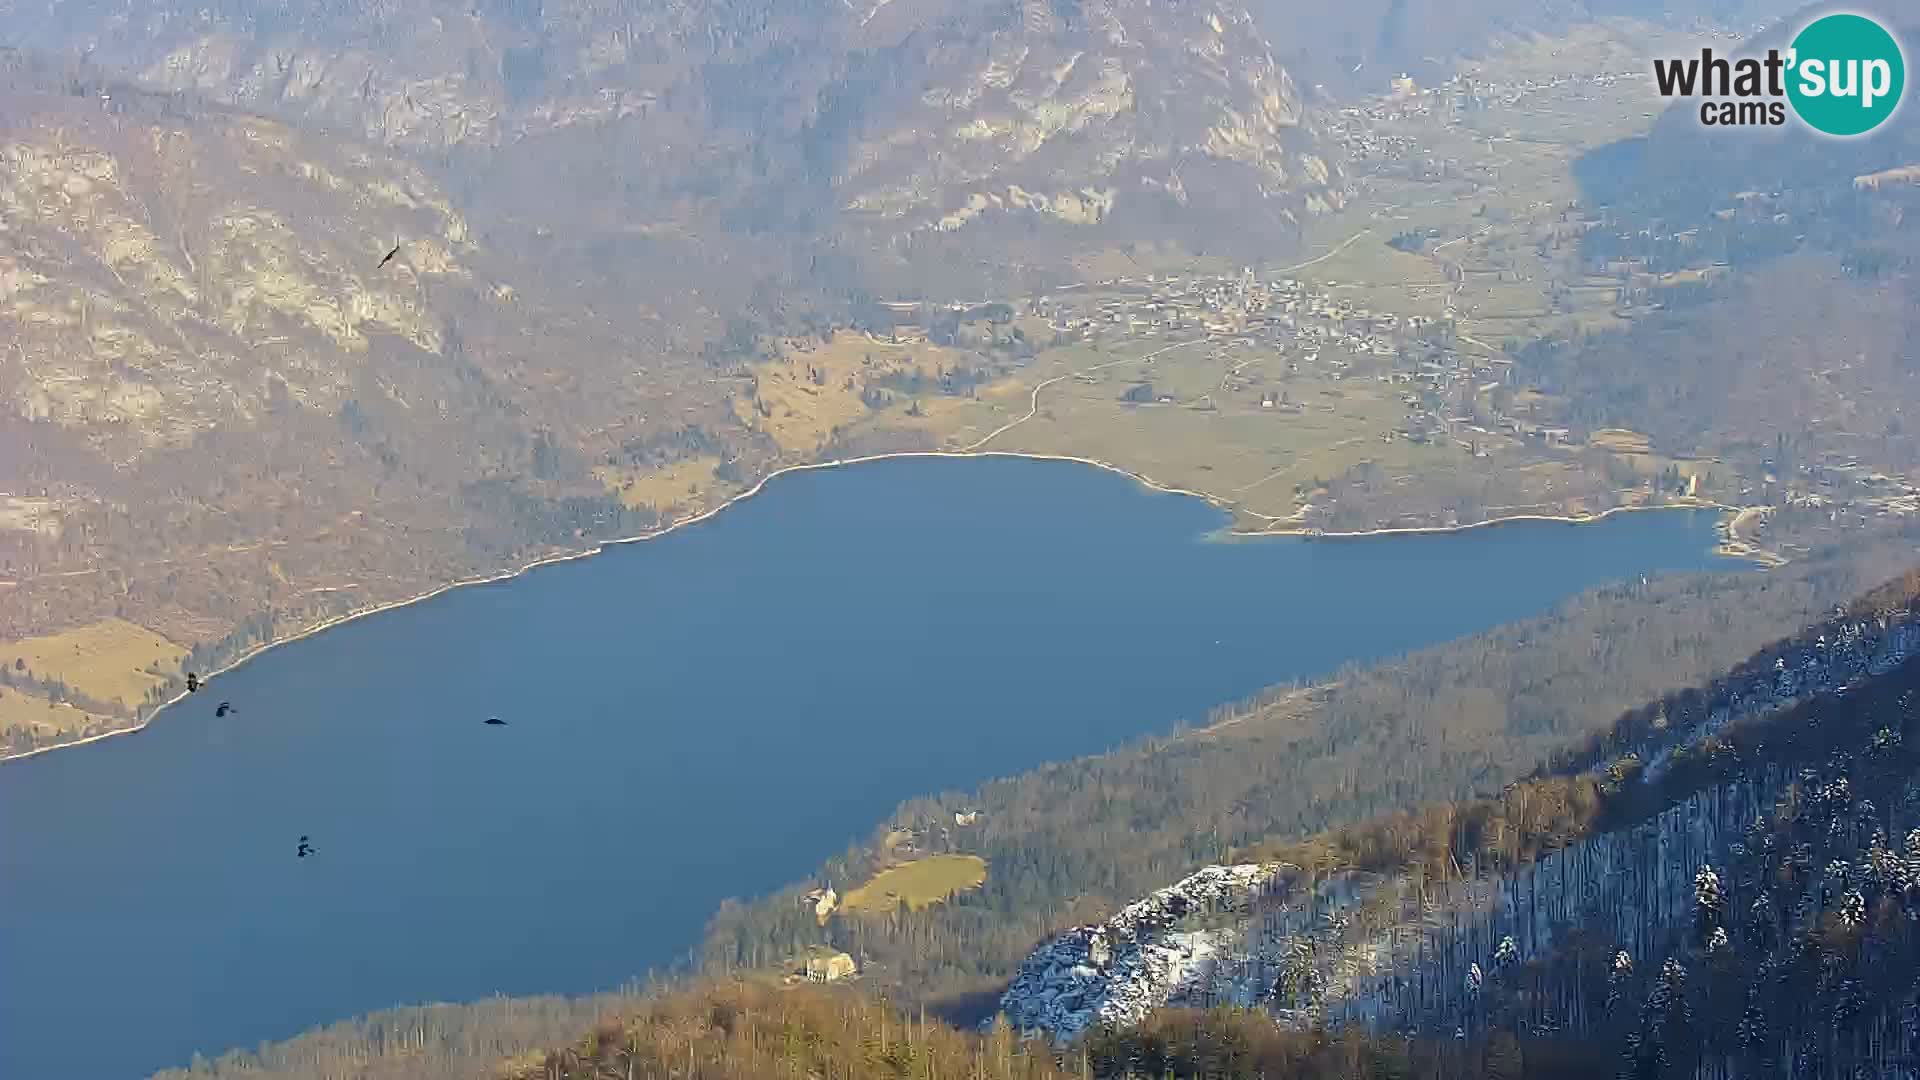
top-left (0, 81), bottom-right (471, 449)
top-left (835, 0), bottom-right (1341, 239)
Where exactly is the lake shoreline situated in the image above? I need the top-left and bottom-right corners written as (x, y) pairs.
top-left (0, 448), bottom-right (1759, 766)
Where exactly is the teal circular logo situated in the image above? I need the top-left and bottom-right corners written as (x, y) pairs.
top-left (1787, 13), bottom-right (1905, 137)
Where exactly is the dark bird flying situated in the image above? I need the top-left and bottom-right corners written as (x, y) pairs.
top-left (484, 717), bottom-right (507, 726)
top-left (377, 242), bottom-right (401, 269)
top-left (185, 672), bottom-right (201, 693)
top-left (215, 702), bottom-right (234, 717)
top-left (296, 836), bottom-right (315, 858)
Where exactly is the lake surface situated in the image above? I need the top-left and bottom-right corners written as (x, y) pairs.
top-left (0, 456), bottom-right (1741, 1078)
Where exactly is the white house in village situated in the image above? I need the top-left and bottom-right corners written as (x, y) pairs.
top-left (800, 885), bottom-right (838, 921)
top-left (804, 951), bottom-right (858, 982)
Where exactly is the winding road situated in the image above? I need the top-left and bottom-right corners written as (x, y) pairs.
top-left (963, 337), bottom-right (1215, 451)
top-left (1271, 228), bottom-right (1375, 275)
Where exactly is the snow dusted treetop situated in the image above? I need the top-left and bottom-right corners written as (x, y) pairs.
top-left (1841, 889), bottom-right (1868, 929)
top-left (1694, 865), bottom-right (1724, 917)
top-left (1493, 935), bottom-right (1518, 969)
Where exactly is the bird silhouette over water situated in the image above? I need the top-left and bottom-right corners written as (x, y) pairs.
top-left (296, 836), bottom-right (315, 859)
top-left (215, 702), bottom-right (234, 718)
top-left (185, 672), bottom-right (201, 693)
top-left (377, 242), bottom-right (401, 270)
top-left (484, 717), bottom-right (507, 726)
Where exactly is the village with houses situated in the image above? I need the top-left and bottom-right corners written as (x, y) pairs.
top-left (945, 30), bottom-right (1915, 541)
top-left (766, 23), bottom-right (1920, 551)
top-left (838, 52), bottom-right (1688, 495)
top-left (1021, 267), bottom-right (1486, 452)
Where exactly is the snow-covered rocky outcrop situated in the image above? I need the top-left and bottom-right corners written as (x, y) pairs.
top-left (998, 863), bottom-right (1279, 1041)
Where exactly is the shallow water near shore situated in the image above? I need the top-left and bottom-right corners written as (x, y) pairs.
top-left (0, 455), bottom-right (1741, 1078)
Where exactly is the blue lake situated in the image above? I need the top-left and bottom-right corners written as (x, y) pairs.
top-left (0, 455), bottom-right (1743, 1078)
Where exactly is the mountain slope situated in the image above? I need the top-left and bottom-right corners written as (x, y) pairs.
top-left (0, 55), bottom-right (754, 751)
top-left (1511, 1), bottom-right (1920, 489)
top-left (997, 570), bottom-right (1920, 1076)
top-left (5, 0), bottom-right (1349, 279)
top-left (1254, 0), bottom-right (1802, 98)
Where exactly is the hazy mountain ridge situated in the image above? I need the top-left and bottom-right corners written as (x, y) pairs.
top-left (20, 0), bottom-right (853, 152)
top-left (1252, 0), bottom-right (1801, 98)
top-left (6, 0), bottom-right (1348, 263)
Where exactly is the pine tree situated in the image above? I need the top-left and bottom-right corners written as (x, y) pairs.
top-left (1694, 866), bottom-right (1725, 938)
top-left (1493, 935), bottom-right (1518, 970)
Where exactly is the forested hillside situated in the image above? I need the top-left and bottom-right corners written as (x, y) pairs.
top-left (966, 569), bottom-right (1920, 1077)
top-left (497, 979), bottom-right (1590, 1080)
top-left (1205, 570), bottom-right (1920, 1078)
top-left (696, 531), bottom-right (1920, 1015)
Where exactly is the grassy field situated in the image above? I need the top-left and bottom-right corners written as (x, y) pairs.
top-left (0, 685), bottom-right (112, 739)
top-left (595, 456), bottom-right (726, 515)
top-left (1590, 428), bottom-right (1654, 455)
top-left (841, 854), bottom-right (989, 914)
top-left (1, 617), bottom-right (188, 710)
top-left (735, 333), bottom-right (992, 454)
top-left (1068, 243), bottom-right (1238, 282)
top-left (967, 341), bottom-right (1456, 522)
